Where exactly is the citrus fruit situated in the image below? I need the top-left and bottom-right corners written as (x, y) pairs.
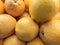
top-left (0, 39), bottom-right (3, 45)
top-left (24, 0), bottom-right (30, 9)
top-left (39, 19), bottom-right (60, 45)
top-left (59, 0), bottom-right (60, 11)
top-left (29, 0), bottom-right (59, 23)
top-left (19, 12), bottom-right (30, 22)
top-left (5, 0), bottom-right (25, 17)
top-left (0, 0), bottom-right (4, 14)
top-left (21, 12), bottom-right (30, 18)
top-left (27, 37), bottom-right (45, 45)
top-left (53, 12), bottom-right (60, 19)
top-left (3, 35), bottom-right (26, 45)
top-left (0, 14), bottom-right (16, 39)
top-left (15, 17), bottom-right (39, 41)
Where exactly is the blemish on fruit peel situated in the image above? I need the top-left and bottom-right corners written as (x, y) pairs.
top-left (41, 32), bottom-right (44, 37)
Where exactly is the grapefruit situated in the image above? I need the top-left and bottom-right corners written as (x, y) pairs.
top-left (29, 0), bottom-right (59, 23)
top-left (39, 19), bottom-right (60, 45)
top-left (15, 17), bottom-right (39, 41)
top-left (27, 37), bottom-right (45, 45)
top-left (5, 0), bottom-right (25, 17)
top-left (0, 14), bottom-right (16, 39)
top-left (3, 35), bottom-right (26, 45)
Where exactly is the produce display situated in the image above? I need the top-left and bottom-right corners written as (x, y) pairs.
top-left (0, 0), bottom-right (60, 45)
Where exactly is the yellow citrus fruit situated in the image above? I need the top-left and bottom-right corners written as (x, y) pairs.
top-left (5, 0), bottom-right (25, 17)
top-left (0, 0), bottom-right (4, 14)
top-left (53, 12), bottom-right (60, 19)
top-left (15, 17), bottom-right (39, 41)
top-left (0, 14), bottom-right (16, 39)
top-left (19, 12), bottom-right (30, 21)
top-left (27, 37), bottom-right (45, 45)
top-left (21, 12), bottom-right (30, 18)
top-left (29, 0), bottom-right (59, 23)
top-left (39, 19), bottom-right (60, 45)
top-left (3, 35), bottom-right (26, 45)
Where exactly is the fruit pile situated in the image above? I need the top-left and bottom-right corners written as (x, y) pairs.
top-left (0, 0), bottom-right (60, 45)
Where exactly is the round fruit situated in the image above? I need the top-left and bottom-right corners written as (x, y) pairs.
top-left (53, 12), bottom-right (60, 19)
top-left (24, 0), bottom-right (30, 9)
top-left (0, 14), bottom-right (16, 39)
top-left (27, 37), bottom-right (45, 45)
top-left (5, 0), bottom-right (25, 17)
top-left (15, 17), bottom-right (39, 41)
top-left (21, 12), bottom-right (30, 18)
top-left (3, 35), bottom-right (26, 45)
top-left (39, 19), bottom-right (60, 45)
top-left (0, 39), bottom-right (3, 45)
top-left (29, 0), bottom-right (59, 23)
top-left (0, 0), bottom-right (4, 14)
top-left (59, 0), bottom-right (60, 11)
top-left (18, 12), bottom-right (30, 22)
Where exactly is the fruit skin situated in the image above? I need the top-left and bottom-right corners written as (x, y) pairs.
top-left (3, 35), bottom-right (26, 45)
top-left (29, 0), bottom-right (59, 23)
top-left (39, 19), bottom-right (60, 45)
top-left (22, 12), bottom-right (30, 17)
top-left (5, 0), bottom-right (25, 17)
top-left (27, 37), bottom-right (45, 45)
top-left (15, 17), bottom-right (39, 41)
top-left (0, 14), bottom-right (16, 39)
top-left (20, 12), bottom-right (30, 18)
top-left (53, 12), bottom-right (60, 19)
top-left (1, 0), bottom-right (5, 2)
top-left (0, 39), bottom-right (3, 45)
top-left (24, 0), bottom-right (31, 12)
top-left (0, 0), bottom-right (4, 14)
top-left (24, 0), bottom-right (30, 9)
top-left (59, 0), bottom-right (60, 11)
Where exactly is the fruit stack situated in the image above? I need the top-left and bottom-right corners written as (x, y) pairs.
top-left (0, 0), bottom-right (60, 45)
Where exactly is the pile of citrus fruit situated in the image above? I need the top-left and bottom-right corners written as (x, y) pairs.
top-left (0, 0), bottom-right (60, 45)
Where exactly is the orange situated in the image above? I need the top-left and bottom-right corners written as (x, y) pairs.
top-left (5, 0), bottom-right (25, 17)
top-left (24, 0), bottom-right (30, 9)
top-left (0, 39), bottom-right (3, 45)
top-left (39, 19), bottom-right (60, 45)
top-left (27, 37), bottom-right (45, 45)
top-left (0, 14), bottom-right (16, 39)
top-left (24, 0), bottom-right (31, 12)
top-left (29, 0), bottom-right (59, 23)
top-left (15, 17), bottom-right (39, 41)
top-left (3, 35), bottom-right (26, 45)
top-left (0, 0), bottom-right (4, 14)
